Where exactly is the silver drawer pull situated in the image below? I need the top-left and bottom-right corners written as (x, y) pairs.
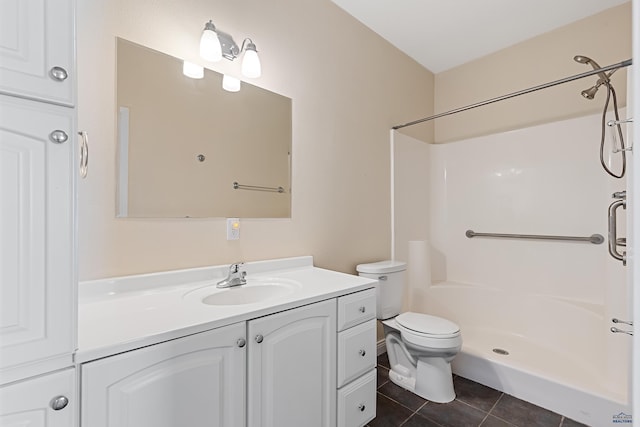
top-left (237, 338), bottom-right (246, 348)
top-left (50, 396), bottom-right (69, 410)
top-left (359, 349), bottom-right (366, 357)
top-left (50, 66), bottom-right (68, 81)
top-left (359, 306), bottom-right (366, 313)
top-left (49, 130), bottom-right (68, 144)
top-left (358, 404), bottom-right (366, 412)
top-left (255, 334), bottom-right (263, 343)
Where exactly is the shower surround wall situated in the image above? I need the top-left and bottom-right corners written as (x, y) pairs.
top-left (392, 111), bottom-right (630, 423)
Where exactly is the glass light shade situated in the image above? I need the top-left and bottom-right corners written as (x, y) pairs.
top-left (182, 61), bottom-right (204, 79)
top-left (241, 49), bottom-right (261, 78)
top-left (222, 74), bottom-right (241, 92)
top-left (200, 29), bottom-right (222, 62)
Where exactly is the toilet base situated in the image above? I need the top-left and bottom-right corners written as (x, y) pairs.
top-left (388, 368), bottom-right (416, 392)
top-left (388, 358), bottom-right (456, 403)
top-left (384, 326), bottom-right (458, 404)
top-left (414, 357), bottom-right (456, 403)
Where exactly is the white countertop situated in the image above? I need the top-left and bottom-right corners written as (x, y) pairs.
top-left (76, 256), bottom-right (377, 363)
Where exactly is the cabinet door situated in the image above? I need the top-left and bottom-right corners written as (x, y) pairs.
top-left (248, 299), bottom-right (337, 427)
top-left (81, 322), bottom-right (246, 427)
top-left (0, 0), bottom-right (75, 106)
top-left (0, 368), bottom-right (76, 427)
top-left (0, 95), bottom-right (75, 383)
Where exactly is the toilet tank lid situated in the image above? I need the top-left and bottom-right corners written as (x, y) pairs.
top-left (356, 260), bottom-right (407, 274)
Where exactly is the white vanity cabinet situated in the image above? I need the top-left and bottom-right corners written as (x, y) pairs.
top-left (0, 368), bottom-right (76, 427)
top-left (0, 0), bottom-right (75, 106)
top-left (0, 94), bottom-right (76, 384)
top-left (77, 259), bottom-right (377, 427)
top-left (336, 289), bottom-right (377, 427)
top-left (81, 322), bottom-right (246, 427)
top-left (247, 299), bottom-right (337, 427)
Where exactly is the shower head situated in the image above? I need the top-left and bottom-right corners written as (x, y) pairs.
top-left (581, 84), bottom-right (600, 100)
top-left (574, 55), bottom-right (597, 65)
top-left (573, 55), bottom-right (610, 82)
top-left (574, 55), bottom-right (613, 100)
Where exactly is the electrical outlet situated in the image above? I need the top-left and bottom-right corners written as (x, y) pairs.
top-left (226, 218), bottom-right (240, 240)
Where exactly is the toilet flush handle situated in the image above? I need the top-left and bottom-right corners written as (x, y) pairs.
top-left (378, 275), bottom-right (387, 281)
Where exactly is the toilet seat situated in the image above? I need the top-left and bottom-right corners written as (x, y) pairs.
top-left (395, 312), bottom-right (461, 350)
top-left (396, 312), bottom-right (460, 338)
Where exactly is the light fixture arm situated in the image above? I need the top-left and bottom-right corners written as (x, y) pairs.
top-left (240, 38), bottom-right (258, 53)
top-left (216, 30), bottom-right (241, 60)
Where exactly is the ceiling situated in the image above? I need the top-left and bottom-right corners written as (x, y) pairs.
top-left (331, 0), bottom-right (630, 73)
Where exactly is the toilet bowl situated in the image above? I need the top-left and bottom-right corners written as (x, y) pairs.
top-left (356, 260), bottom-right (462, 403)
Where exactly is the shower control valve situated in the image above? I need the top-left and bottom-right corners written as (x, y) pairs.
top-left (612, 191), bottom-right (626, 200)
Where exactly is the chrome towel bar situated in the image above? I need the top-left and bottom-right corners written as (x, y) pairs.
top-left (233, 181), bottom-right (285, 193)
top-left (465, 230), bottom-right (604, 244)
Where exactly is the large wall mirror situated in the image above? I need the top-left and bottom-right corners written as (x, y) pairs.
top-left (116, 38), bottom-right (292, 218)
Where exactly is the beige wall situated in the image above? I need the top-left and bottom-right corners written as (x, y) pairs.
top-left (434, 3), bottom-right (632, 143)
top-left (76, 0), bottom-right (434, 279)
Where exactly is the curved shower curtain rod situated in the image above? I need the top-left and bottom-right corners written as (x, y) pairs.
top-left (392, 58), bottom-right (633, 130)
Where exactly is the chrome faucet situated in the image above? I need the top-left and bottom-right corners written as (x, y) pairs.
top-left (216, 262), bottom-right (247, 288)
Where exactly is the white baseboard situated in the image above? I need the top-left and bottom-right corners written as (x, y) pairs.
top-left (377, 339), bottom-right (386, 356)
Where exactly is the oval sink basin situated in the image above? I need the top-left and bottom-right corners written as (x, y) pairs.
top-left (191, 278), bottom-right (301, 306)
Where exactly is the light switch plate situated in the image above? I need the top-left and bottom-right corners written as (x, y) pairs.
top-left (226, 218), bottom-right (240, 240)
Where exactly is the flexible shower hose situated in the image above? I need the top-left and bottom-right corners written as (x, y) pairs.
top-left (600, 82), bottom-right (626, 179)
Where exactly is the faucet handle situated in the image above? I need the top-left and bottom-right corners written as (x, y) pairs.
top-left (230, 262), bottom-right (244, 273)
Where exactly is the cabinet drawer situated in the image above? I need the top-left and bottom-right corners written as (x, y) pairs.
top-left (337, 289), bottom-right (376, 331)
top-left (337, 369), bottom-right (376, 427)
top-left (337, 319), bottom-right (376, 387)
top-left (0, 368), bottom-right (76, 426)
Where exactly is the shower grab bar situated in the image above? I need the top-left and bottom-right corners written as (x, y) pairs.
top-left (607, 192), bottom-right (627, 265)
top-left (465, 230), bottom-right (604, 244)
top-left (233, 181), bottom-right (285, 193)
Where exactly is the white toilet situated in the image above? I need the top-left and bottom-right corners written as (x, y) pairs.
top-left (356, 260), bottom-right (462, 403)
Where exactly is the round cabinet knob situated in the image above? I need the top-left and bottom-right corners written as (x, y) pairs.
top-left (49, 130), bottom-right (68, 144)
top-left (255, 334), bottom-right (263, 343)
top-left (50, 66), bottom-right (68, 81)
top-left (358, 404), bottom-right (366, 412)
top-left (50, 396), bottom-right (69, 411)
top-left (359, 349), bottom-right (366, 357)
top-left (359, 306), bottom-right (366, 313)
top-left (237, 338), bottom-right (246, 348)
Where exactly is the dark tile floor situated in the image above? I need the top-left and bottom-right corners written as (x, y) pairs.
top-left (368, 353), bottom-right (589, 427)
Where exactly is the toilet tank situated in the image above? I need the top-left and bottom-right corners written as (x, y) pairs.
top-left (356, 260), bottom-right (407, 320)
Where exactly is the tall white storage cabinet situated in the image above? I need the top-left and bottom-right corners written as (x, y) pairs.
top-left (0, 0), bottom-right (78, 424)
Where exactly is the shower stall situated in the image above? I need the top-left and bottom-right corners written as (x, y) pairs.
top-left (390, 58), bottom-right (635, 426)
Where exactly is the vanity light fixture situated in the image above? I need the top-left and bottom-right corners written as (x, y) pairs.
top-left (199, 21), bottom-right (222, 62)
top-left (222, 74), bottom-right (241, 92)
top-left (198, 19), bottom-right (262, 79)
top-left (182, 61), bottom-right (204, 79)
